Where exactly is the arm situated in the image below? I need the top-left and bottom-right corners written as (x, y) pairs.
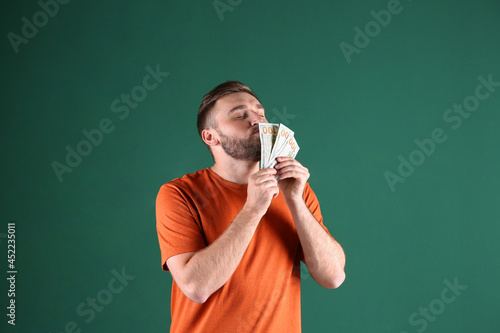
top-left (275, 157), bottom-right (346, 289)
top-left (288, 199), bottom-right (346, 288)
top-left (166, 168), bottom-right (279, 303)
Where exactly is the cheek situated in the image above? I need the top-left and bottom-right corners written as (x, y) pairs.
top-left (218, 121), bottom-right (247, 136)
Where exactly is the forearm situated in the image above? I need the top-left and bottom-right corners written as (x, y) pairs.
top-left (289, 200), bottom-right (346, 289)
top-left (182, 206), bottom-right (262, 302)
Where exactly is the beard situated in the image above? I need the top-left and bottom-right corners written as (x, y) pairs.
top-left (216, 129), bottom-right (261, 162)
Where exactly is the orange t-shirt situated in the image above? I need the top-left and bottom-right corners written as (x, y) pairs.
top-left (156, 168), bottom-right (329, 333)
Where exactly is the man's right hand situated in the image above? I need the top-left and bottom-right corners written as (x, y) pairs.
top-left (244, 168), bottom-right (279, 217)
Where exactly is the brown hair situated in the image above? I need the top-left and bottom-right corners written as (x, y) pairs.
top-left (197, 80), bottom-right (259, 138)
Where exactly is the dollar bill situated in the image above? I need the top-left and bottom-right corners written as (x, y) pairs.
top-left (267, 124), bottom-right (299, 168)
top-left (259, 123), bottom-right (300, 168)
top-left (259, 123), bottom-right (279, 168)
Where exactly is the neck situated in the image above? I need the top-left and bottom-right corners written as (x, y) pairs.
top-left (211, 156), bottom-right (260, 184)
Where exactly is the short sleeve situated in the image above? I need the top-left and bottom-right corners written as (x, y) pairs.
top-left (304, 183), bottom-right (328, 230)
top-left (156, 183), bottom-right (207, 271)
top-left (298, 183), bottom-right (331, 261)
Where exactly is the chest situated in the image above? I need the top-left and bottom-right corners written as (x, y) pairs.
top-left (193, 187), bottom-right (298, 250)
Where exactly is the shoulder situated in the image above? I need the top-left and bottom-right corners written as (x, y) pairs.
top-left (303, 182), bottom-right (321, 208)
top-left (157, 168), bottom-right (212, 201)
top-left (159, 168), bottom-right (210, 191)
top-left (303, 182), bottom-right (316, 198)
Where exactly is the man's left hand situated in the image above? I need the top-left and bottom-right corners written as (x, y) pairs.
top-left (275, 157), bottom-right (309, 204)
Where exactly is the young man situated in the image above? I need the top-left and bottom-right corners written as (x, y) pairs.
top-left (156, 81), bottom-right (346, 332)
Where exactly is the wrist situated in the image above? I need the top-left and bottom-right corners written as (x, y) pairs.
top-left (289, 196), bottom-right (305, 205)
top-left (240, 203), bottom-right (265, 223)
top-left (284, 197), bottom-right (307, 214)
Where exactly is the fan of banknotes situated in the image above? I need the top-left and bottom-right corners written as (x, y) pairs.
top-left (259, 123), bottom-right (300, 169)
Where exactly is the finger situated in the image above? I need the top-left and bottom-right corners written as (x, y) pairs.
top-left (272, 187), bottom-right (280, 199)
top-left (277, 169), bottom-right (309, 180)
top-left (254, 176), bottom-right (279, 187)
top-left (275, 159), bottom-right (303, 170)
top-left (276, 157), bottom-right (295, 162)
top-left (251, 171), bottom-right (277, 184)
top-left (254, 172), bottom-right (279, 182)
top-left (260, 178), bottom-right (279, 187)
top-left (276, 168), bottom-right (307, 178)
top-left (277, 165), bottom-right (308, 175)
top-left (259, 168), bottom-right (278, 175)
top-left (262, 184), bottom-right (279, 199)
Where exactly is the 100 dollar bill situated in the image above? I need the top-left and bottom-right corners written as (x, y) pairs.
top-left (259, 123), bottom-right (279, 168)
top-left (267, 123), bottom-right (299, 168)
top-left (259, 123), bottom-right (300, 169)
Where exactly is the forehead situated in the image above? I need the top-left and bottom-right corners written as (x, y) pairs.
top-left (213, 92), bottom-right (261, 114)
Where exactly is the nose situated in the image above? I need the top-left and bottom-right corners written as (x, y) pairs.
top-left (248, 110), bottom-right (266, 126)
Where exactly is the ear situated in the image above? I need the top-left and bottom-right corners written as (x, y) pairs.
top-left (201, 128), bottom-right (219, 147)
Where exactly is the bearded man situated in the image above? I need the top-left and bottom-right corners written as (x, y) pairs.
top-left (156, 81), bottom-right (346, 332)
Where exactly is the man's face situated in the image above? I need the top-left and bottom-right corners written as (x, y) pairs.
top-left (212, 92), bottom-right (268, 162)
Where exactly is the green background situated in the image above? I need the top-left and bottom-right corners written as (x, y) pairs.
top-left (1, 0), bottom-right (499, 332)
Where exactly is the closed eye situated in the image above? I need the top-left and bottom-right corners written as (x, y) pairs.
top-left (234, 112), bottom-right (247, 119)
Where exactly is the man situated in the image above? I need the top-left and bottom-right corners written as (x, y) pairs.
top-left (156, 81), bottom-right (346, 332)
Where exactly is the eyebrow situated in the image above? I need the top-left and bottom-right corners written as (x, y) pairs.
top-left (228, 104), bottom-right (264, 114)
